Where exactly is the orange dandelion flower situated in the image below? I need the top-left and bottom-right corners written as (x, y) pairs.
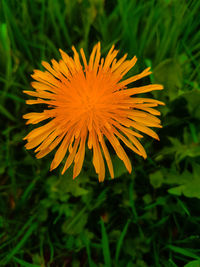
top-left (23, 42), bottom-right (164, 182)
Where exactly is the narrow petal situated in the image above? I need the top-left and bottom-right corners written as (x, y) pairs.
top-left (111, 126), bottom-right (143, 157)
top-left (103, 45), bottom-right (118, 71)
top-left (59, 49), bottom-right (76, 74)
top-left (103, 128), bottom-right (132, 173)
top-left (130, 121), bottom-right (160, 140)
top-left (120, 84), bottom-right (164, 96)
top-left (89, 43), bottom-right (98, 71)
top-left (110, 118), bottom-right (143, 138)
top-left (50, 131), bottom-right (72, 171)
top-left (24, 120), bottom-right (56, 141)
top-left (93, 42), bottom-right (101, 74)
top-left (23, 112), bottom-right (49, 125)
top-left (25, 126), bottom-right (54, 150)
top-left (98, 134), bottom-right (114, 179)
top-left (72, 46), bottom-right (82, 71)
top-left (125, 98), bottom-right (165, 105)
top-left (42, 61), bottom-right (59, 78)
top-left (119, 67), bottom-right (152, 87)
top-left (127, 134), bottom-right (147, 159)
top-left (136, 107), bottom-right (161, 115)
top-left (111, 53), bottom-right (128, 72)
top-left (114, 56), bottom-right (137, 77)
top-left (35, 129), bottom-right (61, 152)
top-left (128, 111), bottom-right (161, 124)
top-left (73, 129), bottom-right (87, 179)
top-left (61, 137), bottom-right (80, 174)
top-left (23, 90), bottom-right (56, 100)
top-left (92, 131), bottom-right (105, 182)
top-left (36, 133), bottom-right (65, 159)
top-left (80, 48), bottom-right (88, 69)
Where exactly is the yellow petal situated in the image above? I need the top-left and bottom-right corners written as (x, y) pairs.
top-left (61, 137), bottom-right (80, 174)
top-left (98, 134), bottom-right (114, 179)
top-left (103, 128), bottom-right (132, 173)
top-left (130, 121), bottom-right (160, 140)
top-left (36, 133), bottom-right (65, 159)
top-left (23, 112), bottom-right (49, 125)
top-left (50, 132), bottom-right (72, 171)
top-left (119, 67), bottom-right (152, 87)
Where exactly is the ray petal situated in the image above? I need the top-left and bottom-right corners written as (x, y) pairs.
top-left (98, 134), bottom-right (114, 179)
top-left (23, 112), bottom-right (49, 125)
top-left (61, 137), bottom-right (80, 174)
top-left (130, 121), bottom-right (160, 140)
top-left (103, 128), bottom-right (132, 173)
top-left (50, 131), bottom-right (72, 171)
top-left (119, 67), bottom-right (152, 87)
top-left (36, 133), bottom-right (65, 159)
top-left (73, 129), bottom-right (87, 179)
top-left (92, 131), bottom-right (105, 182)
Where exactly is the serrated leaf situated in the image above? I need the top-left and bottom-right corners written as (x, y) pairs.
top-left (165, 164), bottom-right (200, 199)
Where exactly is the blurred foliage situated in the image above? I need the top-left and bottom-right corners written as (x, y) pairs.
top-left (0, 0), bottom-right (200, 266)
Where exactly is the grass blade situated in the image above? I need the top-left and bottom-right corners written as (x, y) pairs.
top-left (115, 219), bottom-right (130, 262)
top-left (167, 245), bottom-right (200, 260)
top-left (2, 222), bottom-right (38, 265)
top-left (100, 219), bottom-right (111, 267)
top-left (13, 257), bottom-right (41, 267)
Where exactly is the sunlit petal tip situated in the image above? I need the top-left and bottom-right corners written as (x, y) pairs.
top-left (59, 48), bottom-right (64, 55)
top-left (50, 162), bottom-right (56, 171)
top-left (155, 136), bottom-right (160, 141)
top-left (128, 166), bottom-right (132, 174)
top-left (22, 114), bottom-right (28, 119)
top-left (41, 60), bottom-right (47, 67)
top-left (132, 55), bottom-right (137, 62)
top-left (23, 42), bottom-right (164, 181)
top-left (157, 85), bottom-right (164, 90)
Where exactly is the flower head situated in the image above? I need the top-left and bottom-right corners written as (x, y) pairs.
top-left (23, 42), bottom-right (164, 182)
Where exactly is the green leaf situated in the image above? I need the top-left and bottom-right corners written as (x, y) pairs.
top-left (184, 260), bottom-right (200, 267)
top-left (153, 58), bottom-right (182, 101)
top-left (62, 207), bottom-right (87, 235)
top-left (182, 89), bottom-right (200, 119)
top-left (13, 257), bottom-right (41, 267)
top-left (158, 134), bottom-right (200, 164)
top-left (149, 170), bottom-right (164, 188)
top-left (47, 171), bottom-right (89, 201)
top-left (115, 219), bottom-right (130, 262)
top-left (81, 232), bottom-right (97, 267)
top-left (167, 245), bottom-right (200, 260)
top-left (166, 164), bottom-right (200, 199)
top-left (100, 219), bottom-right (111, 267)
top-left (112, 155), bottom-right (128, 178)
top-left (3, 223), bottom-right (38, 265)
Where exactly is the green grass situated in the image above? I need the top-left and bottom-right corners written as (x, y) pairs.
top-left (0, 0), bottom-right (200, 266)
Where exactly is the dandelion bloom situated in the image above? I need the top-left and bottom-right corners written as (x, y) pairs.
top-left (23, 42), bottom-right (164, 182)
